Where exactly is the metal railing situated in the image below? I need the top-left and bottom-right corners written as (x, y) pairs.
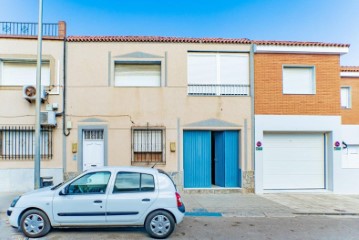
top-left (0, 22), bottom-right (59, 37)
top-left (0, 126), bottom-right (53, 159)
top-left (188, 84), bottom-right (250, 96)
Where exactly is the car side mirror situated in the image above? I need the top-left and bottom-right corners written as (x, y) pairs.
top-left (59, 187), bottom-right (68, 196)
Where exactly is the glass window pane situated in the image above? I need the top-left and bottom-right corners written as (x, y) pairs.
top-left (141, 174), bottom-right (155, 192)
top-left (114, 172), bottom-right (141, 193)
top-left (68, 171), bottom-right (111, 194)
top-left (341, 87), bottom-right (350, 108)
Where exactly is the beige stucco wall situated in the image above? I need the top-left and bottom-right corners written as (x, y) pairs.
top-left (66, 41), bottom-right (253, 187)
top-left (0, 38), bottom-right (64, 172)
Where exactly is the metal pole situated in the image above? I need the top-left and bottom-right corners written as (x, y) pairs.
top-left (34, 0), bottom-right (43, 189)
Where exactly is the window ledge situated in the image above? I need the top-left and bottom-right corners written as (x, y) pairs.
top-left (131, 162), bottom-right (166, 166)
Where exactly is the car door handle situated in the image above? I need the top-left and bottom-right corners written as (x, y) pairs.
top-left (142, 198), bottom-right (151, 202)
top-left (94, 200), bottom-right (102, 203)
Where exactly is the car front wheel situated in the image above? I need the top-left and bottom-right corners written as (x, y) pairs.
top-left (20, 209), bottom-right (51, 238)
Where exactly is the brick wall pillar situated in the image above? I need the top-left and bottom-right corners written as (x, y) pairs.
top-left (58, 21), bottom-right (66, 38)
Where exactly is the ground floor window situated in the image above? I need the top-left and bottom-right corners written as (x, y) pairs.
top-left (0, 126), bottom-right (53, 159)
top-left (132, 127), bottom-right (165, 164)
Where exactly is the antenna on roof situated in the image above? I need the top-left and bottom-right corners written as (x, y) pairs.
top-left (151, 162), bottom-right (158, 168)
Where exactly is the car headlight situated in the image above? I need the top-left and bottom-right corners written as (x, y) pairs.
top-left (10, 196), bottom-right (21, 207)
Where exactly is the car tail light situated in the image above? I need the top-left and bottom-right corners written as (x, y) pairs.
top-left (175, 192), bottom-right (183, 207)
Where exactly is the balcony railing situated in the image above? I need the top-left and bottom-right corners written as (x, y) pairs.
top-left (188, 84), bottom-right (250, 96)
top-left (0, 21), bottom-right (62, 37)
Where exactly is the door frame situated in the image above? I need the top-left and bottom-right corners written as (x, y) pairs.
top-left (78, 125), bottom-right (108, 172)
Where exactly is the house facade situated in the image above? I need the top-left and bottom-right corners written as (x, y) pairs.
top-left (0, 21), bottom-right (66, 191)
top-left (252, 42), bottom-right (359, 194)
top-left (1, 21), bottom-right (359, 194)
top-left (64, 36), bottom-right (253, 192)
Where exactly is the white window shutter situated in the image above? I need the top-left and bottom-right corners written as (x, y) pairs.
top-left (219, 54), bottom-right (249, 85)
top-left (283, 67), bottom-right (314, 94)
top-left (1, 61), bottom-right (50, 86)
top-left (188, 54), bottom-right (217, 85)
top-left (115, 64), bottom-right (161, 87)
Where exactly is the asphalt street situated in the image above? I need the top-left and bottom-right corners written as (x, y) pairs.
top-left (1, 214), bottom-right (359, 240)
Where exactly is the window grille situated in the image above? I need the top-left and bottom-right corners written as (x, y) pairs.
top-left (132, 128), bottom-right (165, 164)
top-left (0, 126), bottom-right (53, 159)
top-left (83, 130), bottom-right (104, 140)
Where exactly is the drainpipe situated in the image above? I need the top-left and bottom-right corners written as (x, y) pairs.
top-left (61, 31), bottom-right (70, 177)
top-left (62, 39), bottom-right (70, 137)
top-left (249, 43), bottom-right (255, 190)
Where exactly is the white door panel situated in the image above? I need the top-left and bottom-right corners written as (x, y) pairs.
top-left (106, 192), bottom-right (158, 223)
top-left (83, 130), bottom-right (104, 171)
top-left (263, 133), bottom-right (325, 190)
top-left (53, 194), bottom-right (107, 224)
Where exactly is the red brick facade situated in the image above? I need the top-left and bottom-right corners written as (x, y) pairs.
top-left (255, 53), bottom-right (341, 115)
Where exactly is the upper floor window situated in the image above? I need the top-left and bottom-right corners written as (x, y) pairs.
top-left (132, 128), bottom-right (165, 164)
top-left (187, 53), bottom-right (249, 96)
top-left (114, 62), bottom-right (161, 87)
top-left (0, 60), bottom-right (50, 86)
top-left (341, 86), bottom-right (351, 109)
top-left (283, 66), bottom-right (315, 94)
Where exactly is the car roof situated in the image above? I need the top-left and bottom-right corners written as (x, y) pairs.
top-left (84, 166), bottom-right (159, 175)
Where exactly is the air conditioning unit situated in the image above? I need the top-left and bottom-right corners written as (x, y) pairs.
top-left (23, 85), bottom-right (48, 103)
top-left (40, 111), bottom-right (57, 127)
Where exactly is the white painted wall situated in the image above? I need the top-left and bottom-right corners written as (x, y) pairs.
top-left (254, 115), bottom-right (359, 193)
top-left (0, 168), bottom-right (63, 192)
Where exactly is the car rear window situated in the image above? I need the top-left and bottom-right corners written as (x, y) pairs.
top-left (113, 172), bottom-right (155, 193)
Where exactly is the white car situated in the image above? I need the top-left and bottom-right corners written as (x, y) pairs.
top-left (7, 167), bottom-right (185, 239)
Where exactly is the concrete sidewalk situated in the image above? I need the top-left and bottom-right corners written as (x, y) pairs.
top-left (2, 191), bottom-right (359, 218)
top-left (181, 192), bottom-right (359, 217)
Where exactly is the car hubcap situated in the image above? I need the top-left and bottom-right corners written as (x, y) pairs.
top-left (150, 214), bottom-right (170, 236)
top-left (24, 214), bottom-right (44, 234)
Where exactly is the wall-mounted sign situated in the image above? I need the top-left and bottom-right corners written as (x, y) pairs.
top-left (334, 141), bottom-right (341, 151)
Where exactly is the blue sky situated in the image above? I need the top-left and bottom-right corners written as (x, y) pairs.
top-left (1, 0), bottom-right (358, 65)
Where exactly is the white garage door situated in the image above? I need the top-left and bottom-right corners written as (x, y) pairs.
top-left (263, 133), bottom-right (325, 190)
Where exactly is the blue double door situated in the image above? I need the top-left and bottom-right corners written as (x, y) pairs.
top-left (184, 130), bottom-right (241, 188)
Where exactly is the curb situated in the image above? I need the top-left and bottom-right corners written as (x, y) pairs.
top-left (185, 212), bottom-right (222, 217)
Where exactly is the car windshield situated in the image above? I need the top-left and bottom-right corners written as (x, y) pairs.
top-left (51, 172), bottom-right (82, 190)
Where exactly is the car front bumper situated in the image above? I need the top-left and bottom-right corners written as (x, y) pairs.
top-left (7, 207), bottom-right (24, 228)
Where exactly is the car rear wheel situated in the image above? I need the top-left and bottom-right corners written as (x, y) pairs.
top-left (145, 210), bottom-right (175, 239)
top-left (20, 209), bottom-right (51, 238)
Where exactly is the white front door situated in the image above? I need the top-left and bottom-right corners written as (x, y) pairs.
top-left (83, 130), bottom-right (104, 171)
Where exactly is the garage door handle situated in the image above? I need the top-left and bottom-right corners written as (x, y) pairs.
top-left (94, 200), bottom-right (102, 203)
top-left (142, 198), bottom-right (150, 202)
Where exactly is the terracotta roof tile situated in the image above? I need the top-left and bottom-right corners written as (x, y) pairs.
top-left (66, 36), bottom-right (350, 48)
top-left (66, 36), bottom-right (252, 44)
top-left (253, 40), bottom-right (349, 47)
top-left (341, 66), bottom-right (359, 72)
